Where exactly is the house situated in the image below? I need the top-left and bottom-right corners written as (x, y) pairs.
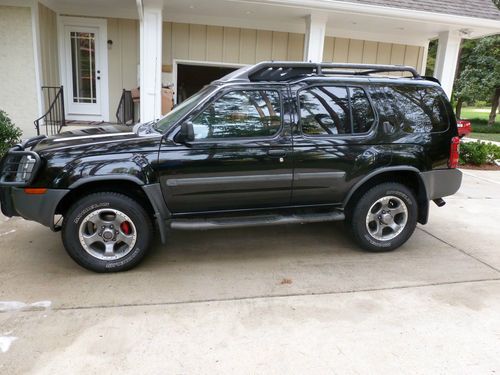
top-left (1, 0), bottom-right (499, 137)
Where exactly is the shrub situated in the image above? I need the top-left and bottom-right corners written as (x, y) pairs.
top-left (459, 140), bottom-right (500, 165)
top-left (0, 110), bottom-right (22, 157)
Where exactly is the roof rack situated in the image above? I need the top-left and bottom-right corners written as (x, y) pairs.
top-left (220, 61), bottom-right (422, 83)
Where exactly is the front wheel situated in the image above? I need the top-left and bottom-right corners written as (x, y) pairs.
top-left (348, 183), bottom-right (417, 252)
top-left (62, 192), bottom-right (153, 272)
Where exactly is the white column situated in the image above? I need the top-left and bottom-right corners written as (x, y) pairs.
top-left (303, 14), bottom-right (327, 62)
top-left (138, 0), bottom-right (163, 122)
top-left (434, 30), bottom-right (461, 98)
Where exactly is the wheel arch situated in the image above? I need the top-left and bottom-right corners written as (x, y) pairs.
top-left (343, 166), bottom-right (429, 224)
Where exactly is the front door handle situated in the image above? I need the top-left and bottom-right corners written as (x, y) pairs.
top-left (267, 149), bottom-right (287, 157)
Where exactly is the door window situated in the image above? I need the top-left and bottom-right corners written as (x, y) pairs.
top-left (298, 86), bottom-right (375, 136)
top-left (191, 90), bottom-right (282, 140)
top-left (70, 31), bottom-right (97, 104)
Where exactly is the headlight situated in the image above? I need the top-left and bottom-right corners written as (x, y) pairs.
top-left (15, 155), bottom-right (37, 183)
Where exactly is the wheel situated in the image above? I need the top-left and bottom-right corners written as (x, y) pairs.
top-left (62, 192), bottom-right (153, 272)
top-left (348, 182), bottom-right (417, 252)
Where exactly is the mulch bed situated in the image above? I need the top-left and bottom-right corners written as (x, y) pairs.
top-left (460, 164), bottom-right (500, 170)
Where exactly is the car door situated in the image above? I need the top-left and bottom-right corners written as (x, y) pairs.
top-left (157, 85), bottom-right (293, 213)
top-left (290, 82), bottom-right (391, 205)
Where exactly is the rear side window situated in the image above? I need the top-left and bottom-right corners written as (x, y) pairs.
top-left (385, 86), bottom-right (449, 133)
top-left (298, 86), bottom-right (375, 136)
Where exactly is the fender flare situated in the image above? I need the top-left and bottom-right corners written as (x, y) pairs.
top-left (342, 166), bottom-right (430, 224)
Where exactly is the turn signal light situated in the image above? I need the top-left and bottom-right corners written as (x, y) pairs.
top-left (24, 188), bottom-right (47, 195)
top-left (448, 136), bottom-right (460, 169)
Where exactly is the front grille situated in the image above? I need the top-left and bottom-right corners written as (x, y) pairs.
top-left (0, 136), bottom-right (45, 186)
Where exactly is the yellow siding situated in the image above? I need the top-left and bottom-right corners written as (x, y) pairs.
top-left (323, 36), bottom-right (424, 73)
top-left (0, 6), bottom-right (39, 136)
top-left (38, 3), bottom-right (59, 88)
top-left (106, 18), bottom-right (139, 120)
top-left (163, 22), bottom-right (305, 65)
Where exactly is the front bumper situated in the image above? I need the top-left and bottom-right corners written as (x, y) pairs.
top-left (420, 168), bottom-right (462, 200)
top-left (0, 186), bottom-right (69, 229)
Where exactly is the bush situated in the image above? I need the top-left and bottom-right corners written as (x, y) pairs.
top-left (0, 110), bottom-right (23, 157)
top-left (460, 140), bottom-right (500, 165)
top-left (469, 119), bottom-right (500, 133)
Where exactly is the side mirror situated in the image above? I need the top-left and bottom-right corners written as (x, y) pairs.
top-left (177, 121), bottom-right (195, 144)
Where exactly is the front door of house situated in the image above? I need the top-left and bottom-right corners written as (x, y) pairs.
top-left (60, 18), bottom-right (109, 121)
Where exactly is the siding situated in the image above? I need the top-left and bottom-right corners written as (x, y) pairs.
top-left (163, 22), bottom-right (305, 65)
top-left (38, 3), bottom-right (59, 88)
top-left (107, 18), bottom-right (139, 120)
top-left (0, 6), bottom-right (38, 137)
top-left (323, 36), bottom-right (424, 73)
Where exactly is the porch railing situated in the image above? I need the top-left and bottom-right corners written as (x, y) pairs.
top-left (116, 89), bottom-right (135, 125)
top-left (34, 86), bottom-right (66, 136)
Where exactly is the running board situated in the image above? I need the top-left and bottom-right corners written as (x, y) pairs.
top-left (170, 210), bottom-right (345, 230)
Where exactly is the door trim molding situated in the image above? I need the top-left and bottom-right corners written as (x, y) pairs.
top-left (57, 16), bottom-right (109, 122)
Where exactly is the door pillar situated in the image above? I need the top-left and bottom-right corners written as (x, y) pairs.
top-left (137, 0), bottom-right (163, 122)
top-left (434, 30), bottom-right (461, 98)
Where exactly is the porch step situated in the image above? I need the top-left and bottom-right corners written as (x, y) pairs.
top-left (169, 210), bottom-right (345, 230)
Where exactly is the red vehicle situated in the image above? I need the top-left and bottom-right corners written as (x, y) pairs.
top-left (457, 119), bottom-right (472, 138)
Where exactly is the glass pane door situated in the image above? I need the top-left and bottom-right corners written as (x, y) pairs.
top-left (70, 32), bottom-right (97, 104)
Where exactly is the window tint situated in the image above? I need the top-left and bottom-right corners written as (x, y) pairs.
top-left (299, 86), bottom-right (374, 136)
top-left (350, 87), bottom-right (375, 133)
top-left (387, 86), bottom-right (449, 133)
top-left (299, 86), bottom-right (350, 135)
top-left (191, 90), bottom-right (281, 140)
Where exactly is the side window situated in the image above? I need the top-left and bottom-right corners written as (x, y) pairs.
top-left (389, 86), bottom-right (449, 133)
top-left (350, 87), bottom-right (375, 133)
top-left (191, 90), bottom-right (281, 140)
top-left (298, 86), bottom-right (350, 135)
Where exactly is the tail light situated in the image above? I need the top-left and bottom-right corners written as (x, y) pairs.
top-left (448, 136), bottom-right (460, 168)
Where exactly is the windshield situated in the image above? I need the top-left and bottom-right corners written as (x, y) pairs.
top-left (153, 86), bottom-right (216, 132)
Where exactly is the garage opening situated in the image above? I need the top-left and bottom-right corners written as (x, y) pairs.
top-left (176, 64), bottom-right (238, 103)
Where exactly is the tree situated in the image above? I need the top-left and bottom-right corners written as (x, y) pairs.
top-left (453, 35), bottom-right (500, 125)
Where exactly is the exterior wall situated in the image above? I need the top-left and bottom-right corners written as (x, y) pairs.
top-left (38, 3), bottom-right (59, 87)
top-left (107, 18), bottom-right (139, 121)
top-left (162, 22), bottom-right (305, 65)
top-left (323, 36), bottom-right (425, 73)
top-left (0, 6), bottom-right (39, 137)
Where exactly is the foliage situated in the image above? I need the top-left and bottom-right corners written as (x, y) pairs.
top-left (453, 35), bottom-right (500, 124)
top-left (469, 120), bottom-right (500, 134)
top-left (459, 140), bottom-right (500, 165)
top-left (454, 36), bottom-right (500, 102)
top-left (425, 40), bottom-right (438, 77)
top-left (0, 110), bottom-right (22, 157)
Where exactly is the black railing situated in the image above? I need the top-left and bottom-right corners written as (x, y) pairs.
top-left (34, 86), bottom-right (66, 136)
top-left (116, 89), bottom-right (135, 125)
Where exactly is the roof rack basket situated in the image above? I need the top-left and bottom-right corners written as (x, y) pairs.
top-left (225, 61), bottom-right (421, 82)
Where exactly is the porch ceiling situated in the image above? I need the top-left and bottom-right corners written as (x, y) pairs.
top-left (43, 0), bottom-right (500, 46)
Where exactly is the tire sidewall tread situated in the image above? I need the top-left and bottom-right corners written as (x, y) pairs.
top-left (62, 192), bottom-right (153, 273)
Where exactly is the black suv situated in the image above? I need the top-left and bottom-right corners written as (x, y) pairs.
top-left (0, 62), bottom-right (462, 272)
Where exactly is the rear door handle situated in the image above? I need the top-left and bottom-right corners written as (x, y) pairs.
top-left (267, 149), bottom-right (287, 157)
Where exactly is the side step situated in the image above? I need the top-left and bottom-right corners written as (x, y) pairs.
top-left (170, 210), bottom-right (345, 230)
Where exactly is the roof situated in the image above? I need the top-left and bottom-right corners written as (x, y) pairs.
top-left (336, 0), bottom-right (500, 21)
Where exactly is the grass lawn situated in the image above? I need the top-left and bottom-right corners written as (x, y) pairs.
top-left (467, 133), bottom-right (500, 142)
top-left (460, 107), bottom-right (500, 136)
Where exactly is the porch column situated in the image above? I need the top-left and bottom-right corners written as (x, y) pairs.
top-left (137, 0), bottom-right (163, 122)
top-left (303, 14), bottom-right (327, 62)
top-left (434, 30), bottom-right (461, 98)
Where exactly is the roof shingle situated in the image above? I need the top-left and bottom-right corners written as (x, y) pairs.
top-left (337, 0), bottom-right (500, 21)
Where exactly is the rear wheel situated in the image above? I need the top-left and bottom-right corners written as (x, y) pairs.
top-left (62, 192), bottom-right (153, 272)
top-left (348, 183), bottom-right (417, 252)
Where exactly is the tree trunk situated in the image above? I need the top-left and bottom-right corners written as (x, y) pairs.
top-left (488, 87), bottom-right (500, 126)
top-left (455, 97), bottom-right (464, 119)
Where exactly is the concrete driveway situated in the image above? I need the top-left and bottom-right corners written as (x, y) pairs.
top-left (1, 170), bottom-right (499, 374)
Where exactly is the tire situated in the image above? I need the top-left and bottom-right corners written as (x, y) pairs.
top-left (348, 182), bottom-right (417, 252)
top-left (62, 192), bottom-right (153, 272)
